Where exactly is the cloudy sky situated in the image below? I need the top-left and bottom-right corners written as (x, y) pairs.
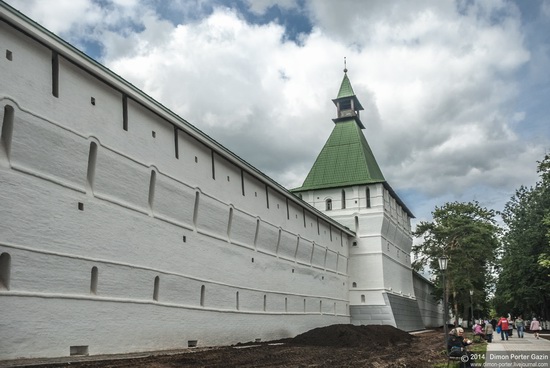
top-left (5, 0), bottom-right (550, 225)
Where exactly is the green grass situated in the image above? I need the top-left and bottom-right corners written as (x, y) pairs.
top-left (433, 332), bottom-right (487, 368)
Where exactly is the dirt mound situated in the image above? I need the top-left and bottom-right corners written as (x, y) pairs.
top-left (284, 324), bottom-right (413, 348)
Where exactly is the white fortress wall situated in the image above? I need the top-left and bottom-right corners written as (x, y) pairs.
top-left (0, 8), bottom-right (353, 360)
top-left (413, 272), bottom-right (444, 328)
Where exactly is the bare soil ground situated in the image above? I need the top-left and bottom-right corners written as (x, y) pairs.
top-left (17, 325), bottom-right (450, 368)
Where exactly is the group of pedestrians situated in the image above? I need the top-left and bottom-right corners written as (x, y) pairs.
top-left (448, 315), bottom-right (544, 368)
top-left (471, 315), bottom-right (543, 342)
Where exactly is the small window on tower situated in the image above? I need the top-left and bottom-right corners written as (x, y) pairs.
top-left (326, 199), bottom-right (332, 211)
top-left (340, 100), bottom-right (351, 110)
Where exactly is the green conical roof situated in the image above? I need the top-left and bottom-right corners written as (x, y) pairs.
top-left (294, 118), bottom-right (385, 191)
top-left (337, 73), bottom-right (355, 98)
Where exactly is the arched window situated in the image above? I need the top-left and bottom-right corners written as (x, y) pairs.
top-left (352, 282), bottom-right (357, 288)
top-left (0, 252), bottom-right (11, 290)
top-left (366, 187), bottom-right (371, 208)
top-left (90, 267), bottom-right (98, 295)
top-left (153, 276), bottom-right (160, 301)
top-left (86, 142), bottom-right (97, 193)
top-left (341, 190), bottom-right (346, 209)
top-left (326, 199), bottom-right (332, 211)
top-left (1, 105), bottom-right (14, 162)
top-left (361, 295), bottom-right (366, 303)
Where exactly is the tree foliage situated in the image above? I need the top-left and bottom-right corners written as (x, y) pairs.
top-left (494, 154), bottom-right (550, 318)
top-left (413, 201), bottom-right (500, 323)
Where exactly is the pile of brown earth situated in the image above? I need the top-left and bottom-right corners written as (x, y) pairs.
top-left (282, 324), bottom-right (413, 348)
top-left (10, 325), bottom-right (448, 368)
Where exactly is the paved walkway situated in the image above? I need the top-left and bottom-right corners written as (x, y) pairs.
top-left (483, 332), bottom-right (550, 367)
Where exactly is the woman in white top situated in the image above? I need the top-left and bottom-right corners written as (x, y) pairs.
top-left (530, 318), bottom-right (541, 339)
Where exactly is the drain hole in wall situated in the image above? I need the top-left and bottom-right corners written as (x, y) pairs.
top-left (188, 340), bottom-right (198, 347)
top-left (70, 346), bottom-right (89, 356)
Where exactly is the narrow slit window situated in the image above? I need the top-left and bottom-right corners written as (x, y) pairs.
top-left (174, 126), bottom-right (179, 159)
top-left (5, 50), bottom-right (12, 61)
top-left (86, 142), bottom-right (97, 194)
top-left (265, 186), bottom-right (269, 208)
top-left (263, 295), bottom-right (267, 311)
top-left (211, 150), bottom-right (215, 180)
top-left (341, 189), bottom-right (346, 209)
top-left (286, 198), bottom-right (289, 219)
top-left (200, 285), bottom-right (205, 307)
top-left (236, 291), bottom-right (240, 310)
top-left (193, 191), bottom-right (200, 228)
top-left (148, 170), bottom-right (156, 212)
top-left (0, 252), bottom-right (11, 290)
top-left (90, 97), bottom-right (95, 105)
top-left (90, 266), bottom-right (98, 295)
top-left (51, 51), bottom-right (59, 97)
top-left (241, 170), bottom-right (245, 196)
top-left (153, 276), bottom-right (160, 301)
top-left (366, 187), bottom-right (371, 208)
top-left (122, 95), bottom-right (128, 131)
top-left (1, 105), bottom-right (14, 162)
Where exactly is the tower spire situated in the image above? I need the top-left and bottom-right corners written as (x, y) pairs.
top-left (344, 56), bottom-right (347, 73)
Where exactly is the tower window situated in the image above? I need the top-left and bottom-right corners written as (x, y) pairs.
top-left (341, 190), bottom-right (346, 209)
top-left (326, 199), bottom-right (332, 211)
top-left (340, 100), bottom-right (351, 110)
top-left (366, 187), bottom-right (371, 208)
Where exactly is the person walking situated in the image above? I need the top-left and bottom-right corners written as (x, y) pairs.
top-left (484, 321), bottom-right (494, 343)
top-left (497, 315), bottom-right (509, 341)
top-left (515, 316), bottom-right (525, 338)
top-left (530, 318), bottom-right (541, 339)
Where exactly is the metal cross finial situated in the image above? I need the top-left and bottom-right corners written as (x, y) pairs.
top-left (344, 57), bottom-right (348, 73)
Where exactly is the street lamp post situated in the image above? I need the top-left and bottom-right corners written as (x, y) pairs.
top-left (439, 256), bottom-right (448, 348)
top-left (470, 289), bottom-right (474, 328)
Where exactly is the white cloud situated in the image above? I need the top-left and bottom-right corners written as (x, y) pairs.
top-left (4, 0), bottom-right (548, 221)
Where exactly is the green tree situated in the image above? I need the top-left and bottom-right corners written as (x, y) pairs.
top-left (494, 154), bottom-right (550, 318)
top-left (413, 201), bottom-right (500, 325)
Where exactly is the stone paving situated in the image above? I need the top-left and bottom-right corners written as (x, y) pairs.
top-left (483, 331), bottom-right (550, 367)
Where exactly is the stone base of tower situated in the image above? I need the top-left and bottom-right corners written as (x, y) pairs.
top-left (350, 293), bottom-right (425, 332)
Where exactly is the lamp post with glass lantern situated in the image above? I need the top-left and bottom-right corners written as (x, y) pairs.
top-left (439, 256), bottom-right (448, 347)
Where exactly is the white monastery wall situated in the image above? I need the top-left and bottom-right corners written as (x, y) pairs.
top-left (0, 12), bottom-right (354, 360)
